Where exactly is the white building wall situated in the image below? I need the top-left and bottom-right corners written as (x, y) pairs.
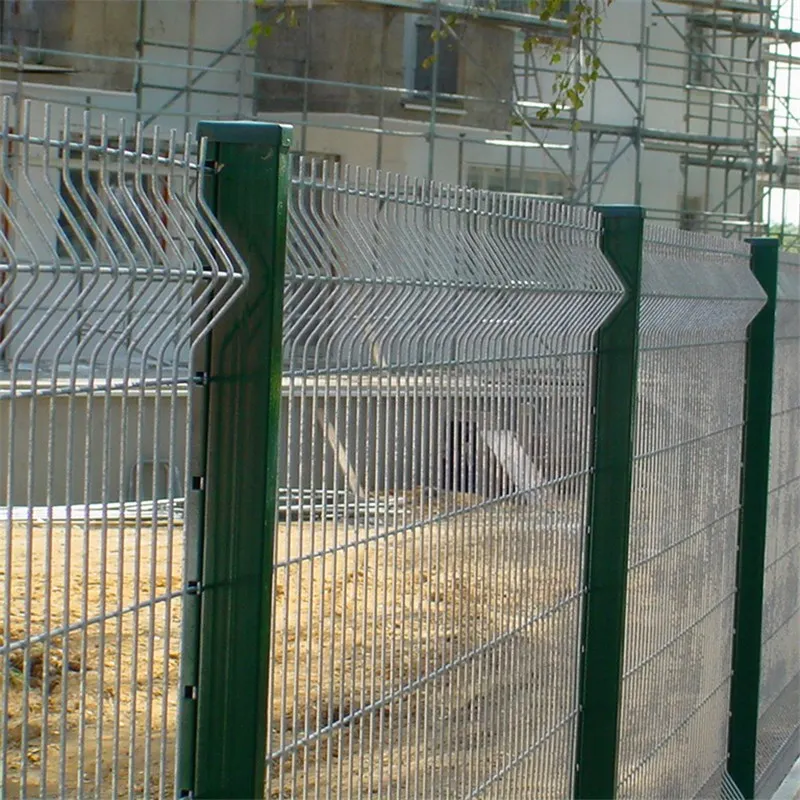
top-left (138, 0), bottom-right (255, 135)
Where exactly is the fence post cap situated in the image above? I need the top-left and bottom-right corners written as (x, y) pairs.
top-left (593, 204), bottom-right (646, 219)
top-left (196, 120), bottom-right (293, 149)
top-left (746, 236), bottom-right (781, 247)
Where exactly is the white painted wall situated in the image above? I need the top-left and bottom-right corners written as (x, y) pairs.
top-left (138, 0), bottom-right (255, 136)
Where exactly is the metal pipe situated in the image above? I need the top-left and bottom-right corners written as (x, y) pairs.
top-left (186, 0), bottom-right (197, 139)
top-left (237, 0), bottom-right (247, 119)
top-left (134, 0), bottom-right (146, 126)
top-left (427, 0), bottom-right (441, 184)
top-left (376, 7), bottom-right (389, 171)
top-left (301, 0), bottom-right (313, 153)
top-left (634, 2), bottom-right (648, 205)
top-left (354, 0), bottom-right (572, 35)
top-left (653, 0), bottom-right (769, 14)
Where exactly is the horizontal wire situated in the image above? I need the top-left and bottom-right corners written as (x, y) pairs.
top-left (0, 590), bottom-right (184, 657)
top-left (268, 591), bottom-right (584, 762)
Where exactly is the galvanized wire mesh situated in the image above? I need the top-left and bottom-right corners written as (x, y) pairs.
top-left (267, 159), bottom-right (624, 799)
top-left (616, 226), bottom-right (766, 799)
top-left (0, 99), bottom-right (246, 798)
top-left (756, 250), bottom-right (800, 789)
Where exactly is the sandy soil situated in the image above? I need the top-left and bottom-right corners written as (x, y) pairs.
top-left (267, 490), bottom-right (587, 799)
top-left (2, 490), bottom-right (587, 800)
top-left (1, 520), bottom-right (183, 798)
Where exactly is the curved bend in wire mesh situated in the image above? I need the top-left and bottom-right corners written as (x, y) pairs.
top-left (640, 224), bottom-right (766, 342)
top-left (756, 250), bottom-right (800, 789)
top-left (0, 98), bottom-right (246, 799)
top-left (269, 158), bottom-right (624, 798)
top-left (0, 97), bottom-right (246, 382)
top-left (616, 225), bottom-right (767, 799)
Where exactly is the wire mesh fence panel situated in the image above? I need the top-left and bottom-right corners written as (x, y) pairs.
top-left (0, 99), bottom-right (247, 798)
top-left (615, 227), bottom-right (766, 799)
top-left (266, 160), bottom-right (625, 799)
top-left (756, 250), bottom-right (800, 790)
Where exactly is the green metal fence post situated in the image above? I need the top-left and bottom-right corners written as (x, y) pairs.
top-left (727, 237), bottom-right (780, 800)
top-left (575, 205), bottom-right (645, 800)
top-left (187, 121), bottom-right (292, 799)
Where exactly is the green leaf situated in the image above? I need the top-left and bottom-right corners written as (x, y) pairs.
top-left (551, 52), bottom-right (561, 64)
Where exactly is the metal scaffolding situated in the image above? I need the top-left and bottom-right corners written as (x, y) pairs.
top-left (0, 0), bottom-right (798, 242)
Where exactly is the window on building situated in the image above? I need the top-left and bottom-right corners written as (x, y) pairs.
top-left (687, 22), bottom-right (714, 88)
top-left (466, 165), bottom-right (569, 198)
top-left (413, 21), bottom-right (460, 98)
top-left (679, 195), bottom-right (705, 231)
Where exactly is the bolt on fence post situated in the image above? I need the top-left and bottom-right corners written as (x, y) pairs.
top-left (188, 121), bottom-right (292, 799)
top-left (726, 238), bottom-right (780, 800)
top-left (575, 205), bottom-right (645, 800)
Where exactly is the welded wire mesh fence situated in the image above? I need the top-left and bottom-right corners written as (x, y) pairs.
top-left (0, 99), bottom-right (246, 798)
top-left (614, 227), bottom-right (766, 799)
top-left (756, 250), bottom-right (800, 792)
top-left (2, 111), bottom-right (799, 800)
top-left (266, 159), bottom-right (625, 798)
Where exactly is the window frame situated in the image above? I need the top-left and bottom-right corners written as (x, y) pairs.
top-left (409, 18), bottom-right (462, 103)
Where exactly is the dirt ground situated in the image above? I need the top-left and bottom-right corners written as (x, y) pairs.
top-left (1, 519), bottom-right (183, 798)
top-left (267, 490), bottom-right (587, 799)
top-left (2, 490), bottom-right (587, 800)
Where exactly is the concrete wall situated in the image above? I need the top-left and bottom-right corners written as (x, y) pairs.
top-left (0, 391), bottom-right (188, 506)
top-left (0, 389), bottom-right (587, 506)
top-left (1, 0), bottom-right (137, 91)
